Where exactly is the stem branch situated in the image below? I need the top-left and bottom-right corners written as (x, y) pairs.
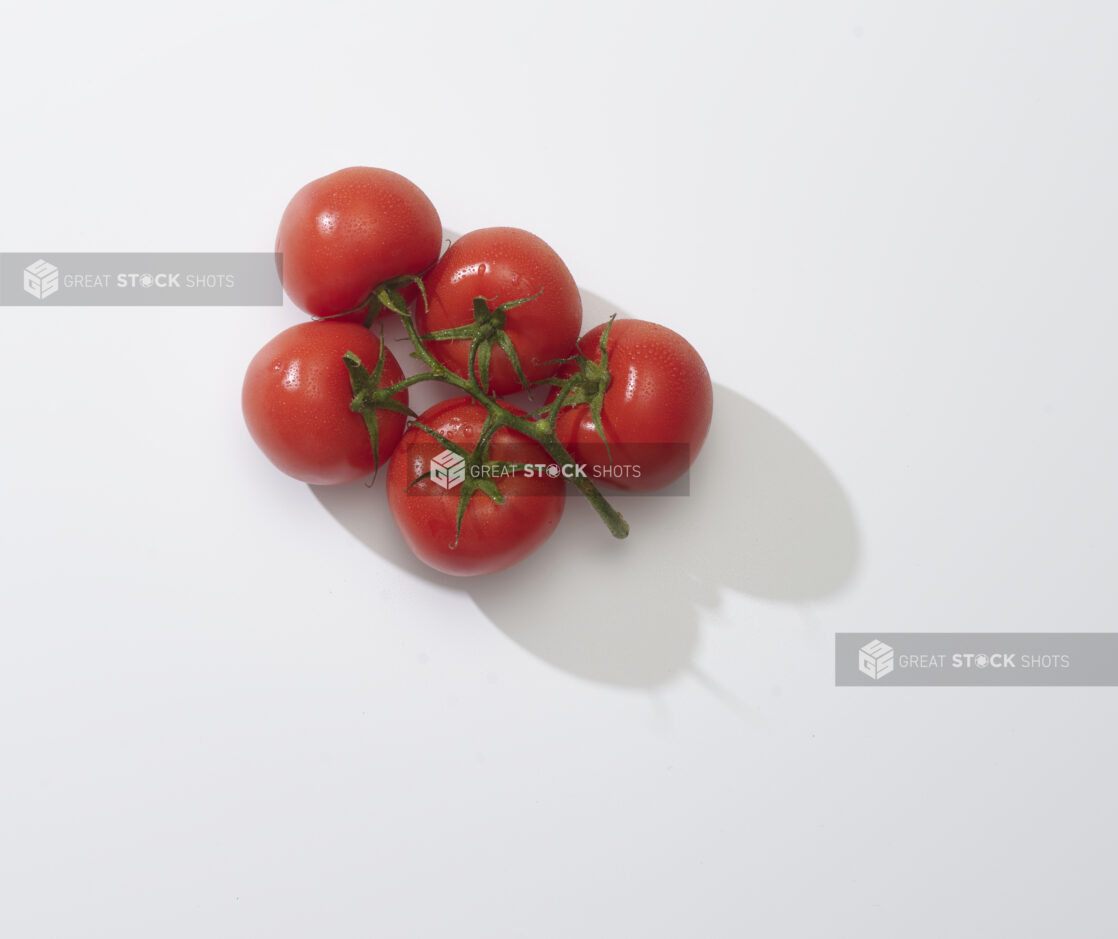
top-left (360, 274), bottom-right (629, 539)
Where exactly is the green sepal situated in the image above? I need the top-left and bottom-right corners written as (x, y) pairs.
top-left (409, 420), bottom-right (469, 460)
top-left (344, 333), bottom-right (418, 476)
top-left (412, 414), bottom-right (515, 549)
top-left (475, 335), bottom-right (492, 391)
top-left (344, 351), bottom-right (383, 474)
top-left (419, 289), bottom-right (543, 393)
top-left (495, 329), bottom-right (531, 394)
top-left (405, 470), bottom-right (433, 493)
top-left (547, 315), bottom-right (616, 464)
top-left (420, 324), bottom-right (479, 342)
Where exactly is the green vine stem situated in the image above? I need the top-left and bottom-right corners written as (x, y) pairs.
top-left (346, 276), bottom-right (630, 540)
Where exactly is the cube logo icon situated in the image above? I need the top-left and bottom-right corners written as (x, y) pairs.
top-left (859, 639), bottom-right (894, 679)
top-left (24, 259), bottom-right (60, 300)
top-left (430, 449), bottom-right (466, 490)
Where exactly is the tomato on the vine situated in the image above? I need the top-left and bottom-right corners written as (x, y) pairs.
top-left (242, 321), bottom-right (408, 485)
top-left (415, 227), bottom-right (582, 394)
top-left (386, 396), bottom-right (566, 575)
top-left (553, 319), bottom-right (713, 492)
top-left (276, 166), bottom-right (442, 321)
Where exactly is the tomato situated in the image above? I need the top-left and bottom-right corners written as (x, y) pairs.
top-left (553, 319), bottom-right (713, 492)
top-left (276, 167), bottom-right (442, 321)
top-left (386, 396), bottom-right (566, 575)
top-left (415, 227), bottom-right (582, 394)
top-left (243, 321), bottom-right (408, 485)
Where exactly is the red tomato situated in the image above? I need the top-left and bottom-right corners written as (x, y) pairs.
top-left (415, 227), bottom-right (582, 394)
top-left (276, 167), bottom-right (442, 321)
top-left (386, 396), bottom-right (566, 575)
top-left (243, 321), bottom-right (408, 485)
top-left (553, 319), bottom-right (713, 492)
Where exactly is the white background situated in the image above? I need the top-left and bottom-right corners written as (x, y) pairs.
top-left (2, 2), bottom-right (1117, 936)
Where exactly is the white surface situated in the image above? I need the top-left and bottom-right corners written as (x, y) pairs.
top-left (2, 2), bottom-right (1117, 936)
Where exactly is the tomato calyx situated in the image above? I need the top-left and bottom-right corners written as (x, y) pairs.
top-left (343, 330), bottom-right (417, 476)
top-left (364, 275), bottom-right (417, 328)
top-left (419, 290), bottom-right (543, 393)
top-left (405, 417), bottom-right (542, 549)
top-left (307, 273), bottom-right (427, 327)
top-left (538, 315), bottom-right (616, 463)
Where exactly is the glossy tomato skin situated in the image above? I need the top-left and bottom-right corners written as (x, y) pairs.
top-left (242, 321), bottom-right (408, 485)
top-left (276, 167), bottom-right (442, 320)
top-left (386, 396), bottom-right (566, 576)
top-left (554, 319), bottom-right (713, 492)
top-left (415, 227), bottom-right (582, 394)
